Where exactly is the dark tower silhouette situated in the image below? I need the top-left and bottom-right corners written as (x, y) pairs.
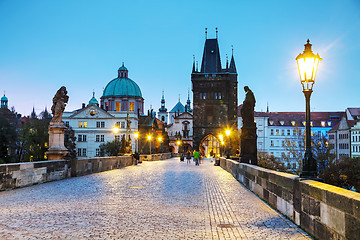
top-left (192, 32), bottom-right (238, 150)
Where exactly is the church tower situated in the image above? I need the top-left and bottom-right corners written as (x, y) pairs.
top-left (158, 90), bottom-right (168, 124)
top-left (191, 31), bottom-right (238, 150)
top-left (1, 94), bottom-right (8, 109)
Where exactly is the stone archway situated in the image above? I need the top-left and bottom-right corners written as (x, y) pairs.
top-left (199, 134), bottom-right (221, 157)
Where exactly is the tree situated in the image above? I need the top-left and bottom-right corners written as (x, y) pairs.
top-left (0, 114), bottom-right (17, 163)
top-left (99, 139), bottom-right (122, 156)
top-left (320, 157), bottom-right (360, 192)
top-left (64, 126), bottom-right (77, 160)
top-left (258, 151), bottom-right (287, 172)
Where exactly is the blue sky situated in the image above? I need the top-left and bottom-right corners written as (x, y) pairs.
top-left (1, 0), bottom-right (359, 116)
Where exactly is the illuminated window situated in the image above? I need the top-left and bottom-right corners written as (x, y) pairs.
top-left (276, 129), bottom-right (279, 135)
top-left (116, 102), bottom-right (121, 111)
top-left (96, 148), bottom-right (100, 157)
top-left (79, 122), bottom-right (87, 128)
top-left (291, 121), bottom-right (296, 126)
top-left (129, 102), bottom-right (135, 111)
top-left (310, 121), bottom-right (313, 127)
top-left (321, 121), bottom-right (326, 127)
top-left (302, 121), bottom-right (306, 126)
top-left (327, 121), bottom-right (331, 127)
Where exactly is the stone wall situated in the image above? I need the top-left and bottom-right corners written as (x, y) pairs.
top-left (71, 156), bottom-right (134, 177)
top-left (140, 153), bottom-right (172, 162)
top-left (0, 160), bottom-right (70, 191)
top-left (219, 158), bottom-right (360, 240)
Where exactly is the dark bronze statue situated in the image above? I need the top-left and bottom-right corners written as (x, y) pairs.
top-left (241, 86), bottom-right (256, 128)
top-left (240, 86), bottom-right (257, 165)
top-left (51, 86), bottom-right (69, 124)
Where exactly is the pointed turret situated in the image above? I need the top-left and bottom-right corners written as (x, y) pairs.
top-left (186, 90), bottom-right (192, 112)
top-left (192, 55), bottom-right (196, 73)
top-left (229, 54), bottom-right (237, 73)
top-left (159, 90), bottom-right (167, 112)
top-left (31, 107), bottom-right (37, 119)
top-left (118, 62), bottom-right (128, 78)
top-left (200, 38), bottom-right (222, 73)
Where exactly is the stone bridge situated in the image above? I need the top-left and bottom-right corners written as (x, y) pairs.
top-left (0, 158), bottom-right (310, 239)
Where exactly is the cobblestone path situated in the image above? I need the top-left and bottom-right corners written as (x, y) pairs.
top-left (0, 158), bottom-right (310, 239)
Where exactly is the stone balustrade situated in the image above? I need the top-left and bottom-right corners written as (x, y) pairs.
top-left (219, 157), bottom-right (360, 240)
top-left (1, 153), bottom-right (173, 191)
top-left (0, 160), bottom-right (70, 191)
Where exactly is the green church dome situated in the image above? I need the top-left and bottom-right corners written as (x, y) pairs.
top-left (102, 64), bottom-right (142, 98)
top-left (89, 96), bottom-right (98, 105)
top-left (103, 78), bottom-right (142, 98)
top-left (1, 95), bottom-right (8, 101)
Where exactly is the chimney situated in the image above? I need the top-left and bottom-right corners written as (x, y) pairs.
top-left (82, 103), bottom-right (85, 108)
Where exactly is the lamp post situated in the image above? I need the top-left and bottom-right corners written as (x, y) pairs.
top-left (225, 129), bottom-right (231, 159)
top-left (158, 136), bottom-right (163, 153)
top-left (134, 132), bottom-right (139, 153)
top-left (296, 39), bottom-right (322, 178)
top-left (147, 135), bottom-right (152, 155)
top-left (218, 134), bottom-right (224, 157)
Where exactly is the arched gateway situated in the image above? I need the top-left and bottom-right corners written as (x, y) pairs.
top-left (199, 134), bottom-right (221, 157)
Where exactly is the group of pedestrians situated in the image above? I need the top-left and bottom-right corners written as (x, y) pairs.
top-left (185, 150), bottom-right (204, 166)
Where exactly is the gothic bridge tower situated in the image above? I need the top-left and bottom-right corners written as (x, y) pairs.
top-left (191, 31), bottom-right (238, 151)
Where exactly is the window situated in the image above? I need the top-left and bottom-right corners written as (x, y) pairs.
top-left (79, 122), bottom-right (87, 128)
top-left (291, 121), bottom-right (296, 126)
top-left (65, 121), bottom-right (69, 127)
top-left (116, 102), bottom-right (121, 111)
top-left (327, 121), bottom-right (331, 127)
top-left (161, 116), bottom-right (165, 122)
top-left (82, 148), bottom-right (87, 157)
top-left (96, 148), bottom-right (100, 157)
top-left (78, 135), bottom-right (87, 142)
top-left (287, 129), bottom-right (291, 135)
top-left (100, 135), bottom-right (104, 142)
top-left (282, 141), bottom-right (285, 147)
top-left (129, 102), bottom-right (135, 111)
top-left (271, 129), bottom-right (274, 135)
top-left (214, 92), bottom-right (218, 99)
top-left (218, 92), bottom-right (222, 99)
top-left (276, 129), bottom-right (279, 135)
top-left (96, 135), bottom-right (100, 142)
top-left (96, 121), bottom-right (105, 128)
top-left (271, 140), bottom-right (274, 147)
top-left (329, 134), bottom-right (334, 139)
top-left (281, 129), bottom-right (285, 136)
top-left (115, 135), bottom-right (120, 141)
top-left (77, 148), bottom-right (82, 156)
top-left (321, 121), bottom-right (326, 127)
top-left (121, 122), bottom-right (125, 128)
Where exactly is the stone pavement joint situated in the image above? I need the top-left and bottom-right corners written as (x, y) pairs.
top-left (0, 158), bottom-right (311, 239)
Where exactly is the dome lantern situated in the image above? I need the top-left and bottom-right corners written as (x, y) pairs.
top-left (118, 62), bottom-right (128, 78)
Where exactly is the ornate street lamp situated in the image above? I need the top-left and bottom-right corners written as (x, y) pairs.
top-left (147, 135), bottom-right (152, 155)
top-left (296, 39), bottom-right (322, 178)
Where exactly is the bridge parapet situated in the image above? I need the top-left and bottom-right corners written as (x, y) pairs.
top-left (0, 160), bottom-right (70, 191)
top-left (219, 158), bottom-right (360, 240)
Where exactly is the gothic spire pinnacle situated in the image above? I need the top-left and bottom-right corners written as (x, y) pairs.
top-left (205, 28), bottom-right (207, 39)
top-left (216, 27), bottom-right (218, 39)
top-left (192, 54), bottom-right (196, 73)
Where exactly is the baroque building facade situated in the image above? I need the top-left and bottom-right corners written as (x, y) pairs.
top-left (191, 35), bottom-right (238, 155)
top-left (63, 64), bottom-right (143, 159)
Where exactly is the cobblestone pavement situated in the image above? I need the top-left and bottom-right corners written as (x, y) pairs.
top-left (0, 158), bottom-right (311, 240)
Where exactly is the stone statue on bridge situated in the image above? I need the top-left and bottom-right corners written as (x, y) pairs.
top-left (240, 86), bottom-right (257, 165)
top-left (47, 86), bottom-right (69, 160)
top-left (50, 86), bottom-right (69, 125)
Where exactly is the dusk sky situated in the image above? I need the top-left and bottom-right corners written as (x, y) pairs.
top-left (1, 0), bottom-right (359, 116)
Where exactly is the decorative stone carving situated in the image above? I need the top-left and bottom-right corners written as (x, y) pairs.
top-left (47, 86), bottom-right (69, 160)
top-left (240, 86), bottom-right (258, 165)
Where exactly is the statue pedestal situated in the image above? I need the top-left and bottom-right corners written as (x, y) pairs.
top-left (240, 126), bottom-right (258, 165)
top-left (47, 122), bottom-right (68, 160)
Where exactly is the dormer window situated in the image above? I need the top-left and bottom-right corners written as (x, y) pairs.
top-left (321, 121), bottom-right (326, 127)
top-left (310, 121), bottom-right (313, 127)
top-left (327, 121), bottom-right (331, 127)
top-left (269, 120), bottom-right (274, 125)
top-left (291, 121), bottom-right (296, 126)
top-left (302, 121), bottom-right (306, 126)
top-left (280, 121), bottom-right (284, 126)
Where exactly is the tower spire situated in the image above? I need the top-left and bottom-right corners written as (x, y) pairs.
top-left (229, 46), bottom-right (237, 73)
top-left (205, 28), bottom-right (207, 39)
top-left (216, 27), bottom-right (218, 39)
top-left (226, 54), bottom-right (229, 70)
top-left (192, 54), bottom-right (196, 73)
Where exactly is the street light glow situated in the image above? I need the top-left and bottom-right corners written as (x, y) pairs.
top-left (176, 140), bottom-right (181, 145)
top-left (225, 129), bottom-right (231, 136)
top-left (158, 137), bottom-right (162, 142)
top-left (134, 132), bottom-right (139, 139)
top-left (112, 127), bottom-right (119, 134)
top-left (218, 134), bottom-right (224, 141)
top-left (147, 135), bottom-right (152, 140)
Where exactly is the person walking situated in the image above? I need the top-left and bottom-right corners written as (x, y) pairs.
top-left (186, 150), bottom-right (192, 164)
top-left (193, 150), bottom-right (200, 166)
